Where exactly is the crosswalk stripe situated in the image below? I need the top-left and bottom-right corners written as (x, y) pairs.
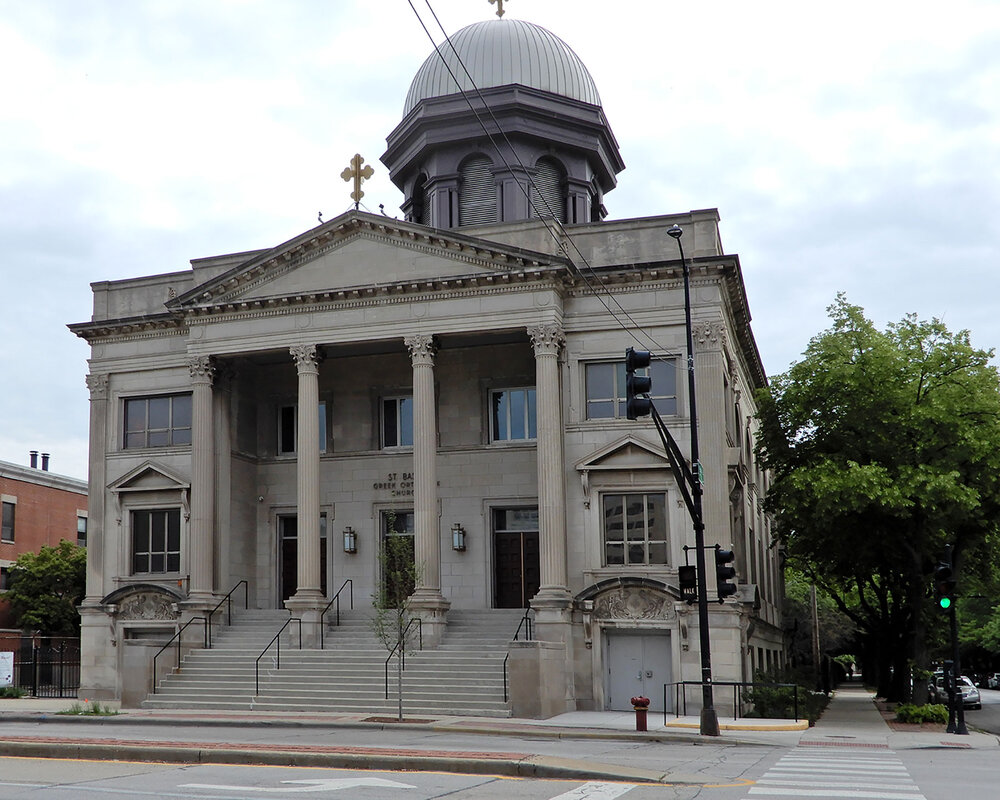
top-left (743, 747), bottom-right (926, 800)
top-left (548, 781), bottom-right (636, 800)
top-left (748, 789), bottom-right (924, 799)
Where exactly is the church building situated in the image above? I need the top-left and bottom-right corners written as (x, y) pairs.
top-left (71, 10), bottom-right (784, 716)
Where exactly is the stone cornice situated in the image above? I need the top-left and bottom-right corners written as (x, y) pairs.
top-left (167, 212), bottom-right (570, 310)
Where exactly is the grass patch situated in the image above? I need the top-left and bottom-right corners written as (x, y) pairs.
top-left (57, 699), bottom-right (119, 716)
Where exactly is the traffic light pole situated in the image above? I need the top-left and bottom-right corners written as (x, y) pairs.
top-left (948, 599), bottom-right (968, 735)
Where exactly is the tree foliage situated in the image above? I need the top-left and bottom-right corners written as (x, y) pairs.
top-left (2, 540), bottom-right (86, 635)
top-left (756, 296), bottom-right (1000, 700)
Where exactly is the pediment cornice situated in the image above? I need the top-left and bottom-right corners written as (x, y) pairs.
top-left (167, 211), bottom-right (571, 311)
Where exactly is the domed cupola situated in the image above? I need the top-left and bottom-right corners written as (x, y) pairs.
top-left (381, 17), bottom-right (624, 229)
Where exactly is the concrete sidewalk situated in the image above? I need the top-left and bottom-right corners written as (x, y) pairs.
top-left (0, 685), bottom-right (994, 783)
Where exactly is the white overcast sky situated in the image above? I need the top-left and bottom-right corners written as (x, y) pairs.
top-left (2, 0), bottom-right (998, 481)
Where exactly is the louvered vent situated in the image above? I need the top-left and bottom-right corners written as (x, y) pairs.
top-left (531, 159), bottom-right (565, 222)
top-left (459, 157), bottom-right (496, 226)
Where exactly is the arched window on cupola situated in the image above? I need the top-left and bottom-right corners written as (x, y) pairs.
top-left (410, 174), bottom-right (429, 226)
top-left (458, 155), bottom-right (496, 226)
top-left (530, 157), bottom-right (566, 223)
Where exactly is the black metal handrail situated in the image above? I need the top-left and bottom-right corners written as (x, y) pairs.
top-left (384, 617), bottom-right (422, 699)
top-left (207, 580), bottom-right (249, 646)
top-left (254, 617), bottom-right (302, 695)
top-left (503, 609), bottom-right (534, 702)
top-left (664, 680), bottom-right (800, 723)
top-left (320, 579), bottom-right (354, 649)
top-left (151, 617), bottom-right (208, 694)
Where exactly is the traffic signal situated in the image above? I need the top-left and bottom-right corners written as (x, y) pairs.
top-left (715, 546), bottom-right (738, 600)
top-left (625, 347), bottom-right (652, 420)
top-left (934, 561), bottom-right (956, 610)
top-left (678, 565), bottom-right (698, 604)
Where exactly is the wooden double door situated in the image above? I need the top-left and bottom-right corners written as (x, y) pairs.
top-left (493, 507), bottom-right (540, 609)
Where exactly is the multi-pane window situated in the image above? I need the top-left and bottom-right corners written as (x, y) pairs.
top-left (602, 493), bottom-right (668, 566)
top-left (1, 501), bottom-right (14, 542)
top-left (131, 508), bottom-right (181, 574)
top-left (382, 397), bottom-right (414, 448)
top-left (585, 359), bottom-right (678, 419)
top-left (491, 388), bottom-right (536, 442)
top-left (278, 402), bottom-right (328, 454)
top-left (124, 394), bottom-right (192, 448)
top-left (77, 515), bottom-right (88, 547)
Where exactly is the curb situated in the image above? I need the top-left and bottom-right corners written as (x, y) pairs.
top-left (0, 739), bottom-right (695, 784)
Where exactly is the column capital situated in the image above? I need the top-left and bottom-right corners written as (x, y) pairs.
top-left (404, 334), bottom-right (437, 367)
top-left (290, 344), bottom-right (323, 373)
top-left (188, 355), bottom-right (216, 384)
top-left (528, 323), bottom-right (565, 356)
top-left (694, 321), bottom-right (727, 352)
top-left (85, 373), bottom-right (109, 400)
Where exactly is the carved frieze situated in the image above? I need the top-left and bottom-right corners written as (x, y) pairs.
top-left (593, 586), bottom-right (674, 620)
top-left (114, 590), bottom-right (178, 621)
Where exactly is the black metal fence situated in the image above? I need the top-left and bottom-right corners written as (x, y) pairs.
top-left (664, 680), bottom-right (801, 723)
top-left (11, 638), bottom-right (80, 698)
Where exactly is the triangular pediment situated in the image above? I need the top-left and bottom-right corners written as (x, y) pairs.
top-left (576, 435), bottom-right (670, 473)
top-left (108, 462), bottom-right (190, 493)
top-left (169, 210), bottom-right (568, 310)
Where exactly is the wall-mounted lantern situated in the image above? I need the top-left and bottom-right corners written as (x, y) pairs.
top-left (451, 523), bottom-right (466, 551)
top-left (343, 527), bottom-right (357, 554)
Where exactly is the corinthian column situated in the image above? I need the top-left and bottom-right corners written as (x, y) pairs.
top-left (527, 323), bottom-right (572, 611)
top-left (404, 334), bottom-right (449, 642)
top-left (83, 373), bottom-right (109, 604)
top-left (290, 344), bottom-right (323, 601)
top-left (188, 356), bottom-right (216, 603)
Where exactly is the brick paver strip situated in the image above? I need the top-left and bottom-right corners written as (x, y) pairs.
top-left (0, 736), bottom-right (527, 760)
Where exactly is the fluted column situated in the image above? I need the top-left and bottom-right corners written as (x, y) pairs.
top-left (290, 344), bottom-right (323, 601)
top-left (188, 356), bottom-right (216, 602)
top-left (528, 323), bottom-right (572, 609)
top-left (82, 373), bottom-right (109, 604)
top-left (404, 335), bottom-right (449, 642)
top-left (404, 335), bottom-right (442, 598)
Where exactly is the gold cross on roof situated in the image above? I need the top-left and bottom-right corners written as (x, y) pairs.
top-left (489, 0), bottom-right (507, 18)
top-left (341, 154), bottom-right (374, 209)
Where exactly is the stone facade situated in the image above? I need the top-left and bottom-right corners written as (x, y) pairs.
top-left (68, 14), bottom-right (784, 714)
top-left (70, 208), bottom-right (784, 712)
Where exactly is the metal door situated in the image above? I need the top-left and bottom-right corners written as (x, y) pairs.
top-left (605, 631), bottom-right (672, 712)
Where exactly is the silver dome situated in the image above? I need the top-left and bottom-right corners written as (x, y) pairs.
top-left (403, 19), bottom-right (601, 115)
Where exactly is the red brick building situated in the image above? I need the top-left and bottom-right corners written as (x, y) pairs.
top-left (0, 454), bottom-right (87, 631)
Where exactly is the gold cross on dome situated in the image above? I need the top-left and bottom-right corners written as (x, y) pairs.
top-left (489, 0), bottom-right (507, 18)
top-left (341, 153), bottom-right (374, 209)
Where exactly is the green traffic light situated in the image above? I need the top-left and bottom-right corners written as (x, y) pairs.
top-left (939, 596), bottom-right (952, 610)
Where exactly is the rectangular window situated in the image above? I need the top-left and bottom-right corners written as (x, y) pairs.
top-left (491, 387), bottom-right (536, 442)
top-left (124, 394), bottom-right (192, 448)
top-left (77, 515), bottom-right (88, 548)
top-left (277, 402), bottom-right (328, 454)
top-left (382, 396), bottom-right (413, 448)
top-left (1, 501), bottom-right (14, 543)
top-left (602, 492), bottom-right (668, 566)
top-left (585, 359), bottom-right (678, 419)
top-left (131, 509), bottom-right (181, 574)
top-left (0, 566), bottom-right (9, 590)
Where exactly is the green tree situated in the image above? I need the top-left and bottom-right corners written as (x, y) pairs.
top-left (756, 296), bottom-right (1000, 701)
top-left (2, 540), bottom-right (86, 635)
top-left (371, 513), bottom-right (421, 721)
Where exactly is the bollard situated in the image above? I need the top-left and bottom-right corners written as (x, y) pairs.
top-left (631, 695), bottom-right (650, 731)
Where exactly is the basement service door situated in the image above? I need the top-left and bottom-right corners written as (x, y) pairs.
top-left (604, 630), bottom-right (672, 712)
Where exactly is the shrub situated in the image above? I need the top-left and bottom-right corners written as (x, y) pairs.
top-left (0, 685), bottom-right (25, 699)
top-left (894, 703), bottom-right (948, 725)
top-left (742, 669), bottom-right (830, 724)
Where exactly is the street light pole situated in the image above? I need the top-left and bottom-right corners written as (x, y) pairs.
top-left (668, 223), bottom-right (720, 737)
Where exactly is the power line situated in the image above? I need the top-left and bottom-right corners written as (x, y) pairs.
top-left (406, 0), bottom-right (683, 363)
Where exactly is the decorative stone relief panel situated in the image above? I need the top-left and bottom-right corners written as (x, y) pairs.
top-left (114, 590), bottom-right (178, 621)
top-left (593, 586), bottom-right (675, 621)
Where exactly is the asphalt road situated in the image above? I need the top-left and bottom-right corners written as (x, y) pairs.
top-left (967, 686), bottom-right (1000, 734)
top-left (2, 745), bottom-right (997, 800)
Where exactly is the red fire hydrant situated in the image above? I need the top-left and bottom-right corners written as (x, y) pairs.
top-left (631, 695), bottom-right (650, 731)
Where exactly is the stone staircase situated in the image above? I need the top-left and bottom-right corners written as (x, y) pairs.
top-left (142, 607), bottom-right (527, 717)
